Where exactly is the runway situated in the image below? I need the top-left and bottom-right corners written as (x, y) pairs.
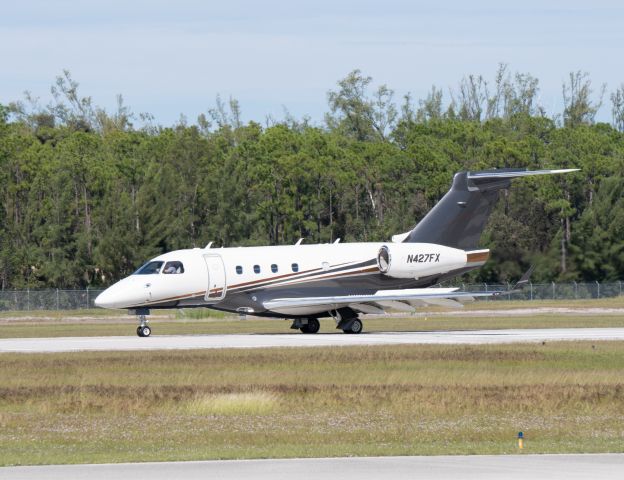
top-left (1, 328), bottom-right (624, 353)
top-left (3, 455), bottom-right (624, 480)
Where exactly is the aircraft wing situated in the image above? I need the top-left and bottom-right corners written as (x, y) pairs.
top-left (263, 287), bottom-right (509, 315)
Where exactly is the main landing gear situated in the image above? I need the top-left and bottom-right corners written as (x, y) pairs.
top-left (342, 317), bottom-right (363, 334)
top-left (300, 318), bottom-right (320, 334)
top-left (290, 318), bottom-right (321, 334)
top-left (290, 310), bottom-right (363, 334)
top-left (134, 309), bottom-right (151, 337)
top-left (332, 308), bottom-right (363, 334)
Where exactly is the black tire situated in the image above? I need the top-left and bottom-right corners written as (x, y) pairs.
top-left (138, 325), bottom-right (151, 337)
top-left (300, 318), bottom-right (320, 334)
top-left (343, 318), bottom-right (363, 334)
top-left (350, 318), bottom-right (363, 334)
top-left (306, 318), bottom-right (320, 334)
top-left (137, 326), bottom-right (144, 337)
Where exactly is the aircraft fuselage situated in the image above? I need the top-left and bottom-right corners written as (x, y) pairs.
top-left (95, 242), bottom-right (486, 318)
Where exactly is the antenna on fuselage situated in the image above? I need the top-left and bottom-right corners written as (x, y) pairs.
top-left (205, 242), bottom-right (213, 249)
top-left (333, 238), bottom-right (341, 244)
top-left (295, 238), bottom-right (304, 245)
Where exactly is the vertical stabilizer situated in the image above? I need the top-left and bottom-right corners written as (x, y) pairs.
top-left (403, 168), bottom-right (578, 249)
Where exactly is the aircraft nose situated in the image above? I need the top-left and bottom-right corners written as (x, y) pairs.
top-left (94, 288), bottom-right (116, 309)
top-left (94, 279), bottom-right (146, 309)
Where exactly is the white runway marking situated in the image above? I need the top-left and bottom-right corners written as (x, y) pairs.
top-left (2, 455), bottom-right (624, 480)
top-left (1, 328), bottom-right (624, 353)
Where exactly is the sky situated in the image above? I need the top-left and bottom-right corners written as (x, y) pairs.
top-left (2, 0), bottom-right (623, 126)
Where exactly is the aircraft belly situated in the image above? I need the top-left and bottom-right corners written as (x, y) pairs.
top-left (270, 304), bottom-right (348, 316)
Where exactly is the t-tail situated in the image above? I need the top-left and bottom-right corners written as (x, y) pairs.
top-left (401, 168), bottom-right (579, 249)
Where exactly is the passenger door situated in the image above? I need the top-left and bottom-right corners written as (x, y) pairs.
top-left (203, 254), bottom-right (227, 301)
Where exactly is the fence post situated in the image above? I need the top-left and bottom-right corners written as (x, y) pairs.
top-left (596, 281), bottom-right (600, 299)
top-left (27, 288), bottom-right (30, 311)
top-left (86, 287), bottom-right (89, 309)
top-left (552, 281), bottom-right (556, 300)
top-left (620, 280), bottom-right (622, 297)
top-left (484, 283), bottom-right (488, 302)
top-left (573, 281), bottom-right (578, 300)
top-left (530, 282), bottom-right (533, 301)
top-left (56, 288), bottom-right (60, 310)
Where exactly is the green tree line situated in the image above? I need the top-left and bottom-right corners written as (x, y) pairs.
top-left (1, 66), bottom-right (623, 289)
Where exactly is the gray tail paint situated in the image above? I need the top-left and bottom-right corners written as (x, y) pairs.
top-left (403, 168), bottom-right (579, 250)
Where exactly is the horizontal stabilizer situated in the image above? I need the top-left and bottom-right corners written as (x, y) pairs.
top-left (506, 265), bottom-right (535, 293)
top-left (467, 168), bottom-right (579, 180)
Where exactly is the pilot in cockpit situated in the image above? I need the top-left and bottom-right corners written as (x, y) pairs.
top-left (163, 261), bottom-right (184, 274)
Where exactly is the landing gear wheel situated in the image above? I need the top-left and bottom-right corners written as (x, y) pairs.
top-left (136, 312), bottom-right (151, 337)
top-left (137, 325), bottom-right (151, 337)
top-left (343, 318), bottom-right (363, 334)
top-left (300, 318), bottom-right (320, 334)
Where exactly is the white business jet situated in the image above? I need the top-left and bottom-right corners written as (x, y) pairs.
top-left (95, 168), bottom-right (577, 336)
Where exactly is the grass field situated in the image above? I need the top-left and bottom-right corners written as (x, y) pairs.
top-left (1, 298), bottom-right (624, 338)
top-left (1, 341), bottom-right (624, 465)
top-left (2, 314), bottom-right (624, 338)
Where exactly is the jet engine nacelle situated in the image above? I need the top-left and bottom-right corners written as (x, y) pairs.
top-left (376, 243), bottom-right (467, 279)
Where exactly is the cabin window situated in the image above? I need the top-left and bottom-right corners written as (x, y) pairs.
top-left (134, 261), bottom-right (164, 275)
top-left (291, 263), bottom-right (299, 272)
top-left (271, 264), bottom-right (278, 273)
top-left (236, 265), bottom-right (243, 275)
top-left (163, 261), bottom-right (184, 274)
top-left (253, 265), bottom-right (261, 274)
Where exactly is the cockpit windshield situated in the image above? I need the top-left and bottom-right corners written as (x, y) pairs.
top-left (133, 261), bottom-right (164, 275)
top-left (163, 261), bottom-right (184, 274)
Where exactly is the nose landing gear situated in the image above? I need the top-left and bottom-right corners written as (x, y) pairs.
top-left (137, 322), bottom-right (151, 337)
top-left (132, 308), bottom-right (152, 337)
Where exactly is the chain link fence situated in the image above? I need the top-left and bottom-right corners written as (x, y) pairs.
top-left (459, 281), bottom-right (624, 301)
top-left (0, 282), bottom-right (622, 312)
top-left (0, 289), bottom-right (106, 311)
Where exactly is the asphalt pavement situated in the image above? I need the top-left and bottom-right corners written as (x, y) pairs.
top-left (1, 327), bottom-right (623, 353)
top-left (3, 455), bottom-right (624, 480)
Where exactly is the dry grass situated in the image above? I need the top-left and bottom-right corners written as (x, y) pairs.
top-left (184, 392), bottom-right (278, 416)
top-left (2, 310), bottom-right (624, 339)
top-left (1, 341), bottom-right (624, 465)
